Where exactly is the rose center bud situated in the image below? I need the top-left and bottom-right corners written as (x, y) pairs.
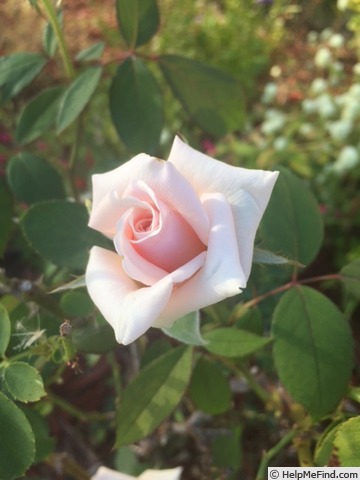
top-left (135, 217), bottom-right (152, 232)
top-left (131, 208), bottom-right (206, 273)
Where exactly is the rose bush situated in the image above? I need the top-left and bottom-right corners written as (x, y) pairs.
top-left (86, 136), bottom-right (278, 344)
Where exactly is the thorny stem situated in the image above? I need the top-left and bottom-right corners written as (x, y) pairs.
top-left (299, 272), bottom-right (340, 285)
top-left (255, 429), bottom-right (298, 480)
top-left (232, 273), bottom-right (341, 318)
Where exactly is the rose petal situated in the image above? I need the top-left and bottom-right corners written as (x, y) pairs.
top-left (115, 221), bottom-right (206, 286)
top-left (115, 228), bottom-right (169, 285)
top-left (166, 251), bottom-right (206, 284)
top-left (89, 155), bottom-right (209, 243)
top-left (91, 466), bottom-right (133, 480)
top-left (91, 466), bottom-right (183, 480)
top-left (139, 467), bottom-right (183, 480)
top-left (85, 247), bottom-right (206, 344)
top-left (114, 193), bottom-right (168, 285)
top-left (89, 154), bottom-right (150, 238)
top-left (115, 182), bottom-right (206, 275)
top-left (168, 136), bottom-right (279, 279)
top-left (86, 247), bottom-right (173, 344)
top-left (153, 192), bottom-right (246, 327)
top-left (132, 208), bottom-right (204, 272)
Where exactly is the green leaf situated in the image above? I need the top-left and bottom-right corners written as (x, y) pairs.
top-left (0, 53), bottom-right (44, 87)
top-left (234, 307), bottom-right (263, 337)
top-left (116, 0), bottom-right (138, 47)
top-left (114, 447), bottom-right (143, 476)
top-left (116, 346), bottom-right (192, 446)
top-left (203, 327), bottom-right (271, 358)
top-left (272, 286), bottom-right (353, 419)
top-left (136, 0), bottom-right (160, 47)
top-left (21, 407), bottom-right (55, 462)
top-left (50, 275), bottom-right (86, 293)
top-left (116, 0), bottom-right (159, 48)
top-left (60, 291), bottom-right (94, 317)
top-left (42, 21), bottom-right (57, 58)
top-left (15, 86), bottom-right (65, 144)
top-left (109, 57), bottom-right (163, 154)
top-left (0, 178), bottom-right (13, 257)
top-left (20, 200), bottom-right (100, 268)
top-left (189, 357), bottom-right (231, 414)
top-left (253, 247), bottom-right (304, 268)
top-left (340, 259), bottom-right (360, 300)
top-left (56, 66), bottom-right (102, 133)
top-left (76, 42), bottom-right (105, 61)
top-left (347, 386), bottom-right (360, 405)
top-left (4, 362), bottom-right (46, 403)
top-left (258, 167), bottom-right (324, 266)
top-left (72, 317), bottom-right (118, 354)
top-left (334, 417), bottom-right (360, 466)
top-left (314, 420), bottom-right (342, 466)
top-left (0, 392), bottom-right (35, 480)
top-left (28, 0), bottom-right (41, 12)
top-left (42, 12), bottom-right (63, 57)
top-left (0, 53), bottom-right (47, 103)
top-left (162, 311), bottom-right (205, 346)
top-left (0, 304), bottom-right (11, 357)
top-left (159, 55), bottom-right (244, 136)
top-left (6, 153), bottom-right (65, 204)
top-left (211, 427), bottom-right (242, 469)
top-left (141, 339), bottom-right (172, 368)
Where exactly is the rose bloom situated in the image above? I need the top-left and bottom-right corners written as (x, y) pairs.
top-left (86, 136), bottom-right (278, 345)
top-left (91, 466), bottom-right (182, 480)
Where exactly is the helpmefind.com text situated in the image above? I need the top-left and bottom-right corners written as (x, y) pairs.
top-left (268, 468), bottom-right (360, 480)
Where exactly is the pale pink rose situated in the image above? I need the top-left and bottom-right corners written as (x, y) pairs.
top-left (86, 136), bottom-right (278, 345)
top-left (91, 466), bottom-right (183, 480)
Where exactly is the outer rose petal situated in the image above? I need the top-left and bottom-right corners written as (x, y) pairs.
top-left (91, 466), bottom-right (133, 480)
top-left (86, 247), bottom-right (206, 344)
top-left (86, 247), bottom-right (173, 345)
top-left (139, 468), bottom-right (183, 480)
top-left (91, 466), bottom-right (183, 480)
top-left (168, 136), bottom-right (279, 279)
top-left (153, 192), bottom-right (246, 327)
top-left (89, 155), bottom-right (209, 243)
